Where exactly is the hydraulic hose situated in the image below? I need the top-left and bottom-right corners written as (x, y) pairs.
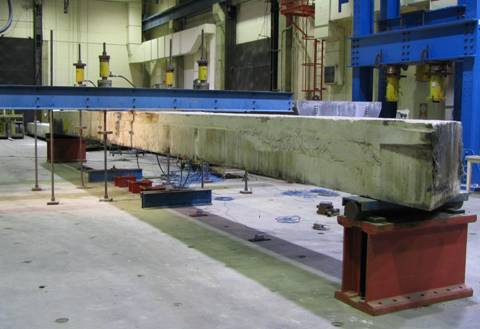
top-left (0, 0), bottom-right (13, 34)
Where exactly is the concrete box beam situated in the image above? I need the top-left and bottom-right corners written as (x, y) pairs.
top-left (58, 111), bottom-right (462, 210)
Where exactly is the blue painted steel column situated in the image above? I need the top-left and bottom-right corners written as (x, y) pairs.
top-left (458, 0), bottom-right (480, 187)
top-left (378, 0), bottom-right (400, 118)
top-left (460, 0), bottom-right (478, 18)
top-left (352, 0), bottom-right (374, 101)
top-left (453, 62), bottom-right (463, 122)
top-left (459, 58), bottom-right (480, 188)
top-left (380, 0), bottom-right (399, 21)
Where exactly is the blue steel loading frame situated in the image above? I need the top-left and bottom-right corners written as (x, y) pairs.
top-left (0, 85), bottom-right (293, 113)
top-left (351, 0), bottom-right (480, 187)
top-left (0, 85), bottom-right (292, 206)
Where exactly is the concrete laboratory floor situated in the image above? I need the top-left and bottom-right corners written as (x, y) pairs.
top-left (0, 137), bottom-right (479, 329)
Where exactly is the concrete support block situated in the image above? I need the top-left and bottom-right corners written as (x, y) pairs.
top-left (59, 111), bottom-right (462, 210)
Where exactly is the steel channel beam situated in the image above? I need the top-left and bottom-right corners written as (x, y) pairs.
top-left (88, 168), bottom-right (143, 183)
top-left (143, 0), bottom-right (224, 32)
top-left (338, 0), bottom-right (349, 13)
top-left (0, 85), bottom-right (293, 113)
top-left (141, 189), bottom-right (212, 208)
top-left (379, 5), bottom-right (467, 31)
top-left (351, 19), bottom-right (477, 67)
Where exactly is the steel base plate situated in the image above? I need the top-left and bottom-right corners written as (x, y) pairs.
top-left (77, 186), bottom-right (91, 190)
top-left (335, 285), bottom-right (473, 316)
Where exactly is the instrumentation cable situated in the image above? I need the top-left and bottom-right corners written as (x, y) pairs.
top-left (0, 0), bottom-right (13, 34)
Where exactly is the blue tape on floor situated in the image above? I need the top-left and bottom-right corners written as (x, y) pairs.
top-left (214, 196), bottom-right (235, 202)
top-left (275, 215), bottom-right (301, 223)
top-left (282, 190), bottom-right (317, 199)
top-left (282, 188), bottom-right (339, 198)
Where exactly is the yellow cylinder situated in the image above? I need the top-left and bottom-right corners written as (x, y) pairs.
top-left (165, 71), bottom-right (174, 87)
top-left (429, 74), bottom-right (445, 102)
top-left (100, 60), bottom-right (110, 79)
top-left (199, 65), bottom-right (208, 82)
top-left (386, 76), bottom-right (400, 102)
top-left (75, 67), bottom-right (85, 85)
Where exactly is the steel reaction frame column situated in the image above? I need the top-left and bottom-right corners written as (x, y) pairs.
top-left (352, 0), bottom-right (374, 102)
top-left (458, 0), bottom-right (480, 188)
top-left (377, 0), bottom-right (400, 118)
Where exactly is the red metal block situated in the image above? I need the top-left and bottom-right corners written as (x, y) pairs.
top-left (114, 175), bottom-right (136, 188)
top-left (128, 179), bottom-right (153, 194)
top-left (335, 213), bottom-right (477, 315)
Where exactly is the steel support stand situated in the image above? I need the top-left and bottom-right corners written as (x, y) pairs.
top-left (47, 30), bottom-right (59, 206)
top-left (47, 110), bottom-right (59, 205)
top-left (240, 170), bottom-right (252, 194)
top-left (99, 111), bottom-right (113, 202)
top-left (32, 110), bottom-right (42, 192)
top-left (180, 160), bottom-right (183, 187)
top-left (77, 110), bottom-right (87, 189)
top-left (129, 110), bottom-right (135, 149)
top-left (166, 153), bottom-right (171, 185)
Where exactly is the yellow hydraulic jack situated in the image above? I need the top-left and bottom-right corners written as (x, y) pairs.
top-left (98, 42), bottom-right (112, 88)
top-left (165, 38), bottom-right (175, 88)
top-left (73, 44), bottom-right (86, 87)
top-left (194, 29), bottom-right (209, 90)
top-left (429, 64), bottom-right (448, 103)
top-left (385, 65), bottom-right (402, 102)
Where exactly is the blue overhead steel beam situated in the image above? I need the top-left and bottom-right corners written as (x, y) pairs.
top-left (0, 85), bottom-right (293, 113)
top-left (351, 19), bottom-right (477, 67)
top-left (143, 0), bottom-right (225, 32)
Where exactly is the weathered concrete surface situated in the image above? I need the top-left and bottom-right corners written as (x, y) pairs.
top-left (58, 111), bottom-right (462, 210)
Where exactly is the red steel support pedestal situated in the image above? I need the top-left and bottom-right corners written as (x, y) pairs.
top-left (47, 135), bottom-right (86, 163)
top-left (335, 212), bottom-right (477, 315)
